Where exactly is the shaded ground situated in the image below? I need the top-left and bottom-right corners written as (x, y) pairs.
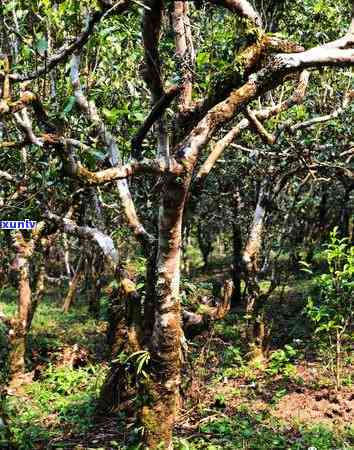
top-left (0, 267), bottom-right (353, 449)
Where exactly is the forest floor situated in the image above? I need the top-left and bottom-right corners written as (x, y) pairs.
top-left (0, 264), bottom-right (353, 450)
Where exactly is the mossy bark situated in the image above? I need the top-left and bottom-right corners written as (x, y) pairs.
top-left (99, 269), bottom-right (142, 413)
top-left (8, 229), bottom-right (44, 378)
top-left (141, 175), bottom-right (187, 449)
top-left (242, 187), bottom-right (269, 362)
top-left (27, 264), bottom-right (45, 332)
top-left (247, 310), bottom-right (268, 365)
top-left (9, 256), bottom-right (31, 376)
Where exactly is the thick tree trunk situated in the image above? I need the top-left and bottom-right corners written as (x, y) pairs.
top-left (8, 233), bottom-right (33, 376)
top-left (99, 269), bottom-right (141, 413)
top-left (8, 264), bottom-right (31, 376)
top-left (140, 175), bottom-right (187, 449)
top-left (143, 245), bottom-right (158, 343)
top-left (7, 227), bottom-right (45, 379)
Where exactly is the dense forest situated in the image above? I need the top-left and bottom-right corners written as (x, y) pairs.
top-left (0, 0), bottom-right (353, 449)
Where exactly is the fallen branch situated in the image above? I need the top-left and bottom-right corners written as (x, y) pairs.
top-left (183, 280), bottom-right (233, 333)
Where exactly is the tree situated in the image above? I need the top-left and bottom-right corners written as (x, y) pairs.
top-left (0, 0), bottom-right (353, 447)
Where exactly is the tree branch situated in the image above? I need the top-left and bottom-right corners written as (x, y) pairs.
top-left (0, 91), bottom-right (36, 116)
top-left (244, 106), bottom-right (276, 144)
top-left (177, 43), bottom-right (353, 173)
top-left (8, 0), bottom-right (132, 82)
top-left (176, 34), bottom-right (304, 136)
top-left (70, 157), bottom-right (184, 184)
top-left (195, 71), bottom-right (310, 181)
top-left (172, 1), bottom-right (194, 111)
top-left (207, 0), bottom-right (262, 28)
top-left (141, 0), bottom-right (170, 161)
top-left (13, 108), bottom-right (43, 147)
top-left (131, 85), bottom-right (179, 153)
top-left (289, 90), bottom-right (354, 133)
top-left (45, 212), bottom-right (119, 265)
top-left (0, 170), bottom-right (15, 181)
top-left (70, 54), bottom-right (154, 247)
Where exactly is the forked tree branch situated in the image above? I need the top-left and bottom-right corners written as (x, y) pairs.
top-left (70, 54), bottom-right (154, 247)
top-left (244, 106), bottom-right (276, 144)
top-left (195, 71), bottom-right (310, 181)
top-left (177, 34), bottom-right (304, 135)
top-left (132, 85), bottom-right (179, 153)
top-left (177, 44), bottom-right (353, 174)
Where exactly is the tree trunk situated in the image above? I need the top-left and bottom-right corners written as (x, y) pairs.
top-left (242, 186), bottom-right (268, 362)
top-left (247, 309), bottom-right (268, 366)
top-left (181, 226), bottom-right (191, 275)
top-left (197, 224), bottom-right (213, 269)
top-left (143, 245), bottom-right (158, 344)
top-left (27, 264), bottom-right (45, 332)
top-left (8, 233), bottom-right (33, 376)
top-left (62, 256), bottom-right (83, 313)
top-left (231, 222), bottom-right (242, 307)
top-left (140, 175), bottom-right (187, 449)
top-left (87, 253), bottom-right (103, 318)
top-left (8, 266), bottom-right (31, 376)
top-left (339, 187), bottom-right (352, 238)
top-left (318, 186), bottom-right (328, 236)
top-left (99, 269), bottom-right (141, 413)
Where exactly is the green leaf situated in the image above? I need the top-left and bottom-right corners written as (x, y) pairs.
top-left (62, 96), bottom-right (76, 116)
top-left (36, 37), bottom-right (48, 55)
top-left (89, 149), bottom-right (106, 161)
top-left (102, 107), bottom-right (120, 123)
top-left (196, 51), bottom-right (210, 65)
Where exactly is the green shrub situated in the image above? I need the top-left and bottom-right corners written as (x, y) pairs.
top-left (303, 227), bottom-right (353, 389)
top-left (267, 344), bottom-right (298, 377)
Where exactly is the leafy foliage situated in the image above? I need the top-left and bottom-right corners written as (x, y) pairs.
top-left (304, 228), bottom-right (353, 388)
